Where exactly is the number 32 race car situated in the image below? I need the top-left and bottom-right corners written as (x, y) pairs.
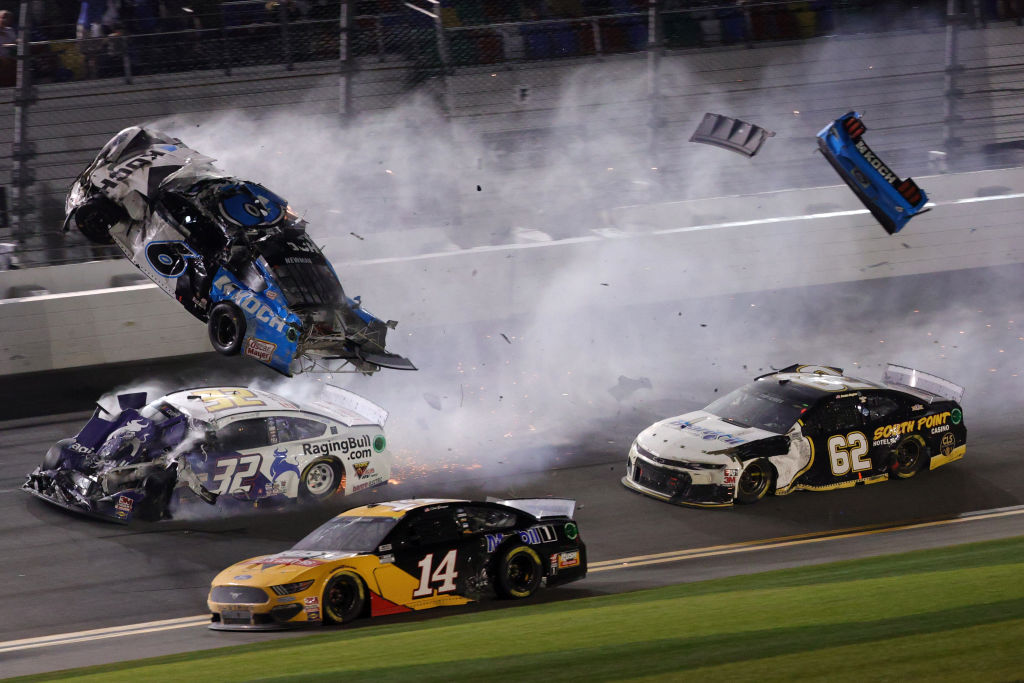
top-left (623, 364), bottom-right (965, 508)
top-left (208, 498), bottom-right (586, 629)
top-left (24, 385), bottom-right (390, 523)
top-left (63, 126), bottom-right (414, 375)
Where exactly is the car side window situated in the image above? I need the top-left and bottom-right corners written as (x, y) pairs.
top-left (215, 418), bottom-right (272, 451)
top-left (456, 506), bottom-right (518, 534)
top-left (817, 399), bottom-right (863, 433)
top-left (406, 511), bottom-right (462, 545)
top-left (862, 395), bottom-right (900, 422)
top-left (272, 416), bottom-right (327, 444)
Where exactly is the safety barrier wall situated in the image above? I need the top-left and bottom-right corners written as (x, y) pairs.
top-left (2, 164), bottom-right (1022, 377)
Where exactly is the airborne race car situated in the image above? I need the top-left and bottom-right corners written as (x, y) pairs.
top-left (208, 498), bottom-right (586, 630)
top-left (624, 364), bottom-right (966, 508)
top-left (23, 385), bottom-right (390, 523)
top-left (63, 126), bottom-right (414, 376)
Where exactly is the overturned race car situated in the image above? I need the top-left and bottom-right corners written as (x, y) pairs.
top-left (817, 112), bottom-right (930, 234)
top-left (24, 385), bottom-right (391, 523)
top-left (63, 126), bottom-right (414, 375)
top-left (624, 364), bottom-right (965, 508)
top-left (208, 498), bottom-right (587, 630)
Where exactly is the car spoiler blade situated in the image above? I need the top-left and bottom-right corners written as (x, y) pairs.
top-left (320, 385), bottom-right (388, 427)
top-left (487, 497), bottom-right (576, 519)
top-left (361, 350), bottom-right (417, 372)
top-left (689, 113), bottom-right (775, 157)
top-left (882, 364), bottom-right (965, 403)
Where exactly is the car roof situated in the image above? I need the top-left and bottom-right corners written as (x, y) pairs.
top-left (339, 499), bottom-right (468, 519)
top-left (160, 386), bottom-right (306, 421)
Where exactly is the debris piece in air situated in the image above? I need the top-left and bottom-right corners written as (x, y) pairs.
top-left (690, 112), bottom-right (775, 157)
top-left (600, 283), bottom-right (609, 287)
top-left (476, 185), bottom-right (482, 191)
top-left (423, 393), bottom-right (442, 411)
top-left (350, 232), bottom-right (364, 240)
top-left (500, 333), bottom-right (512, 344)
top-left (608, 375), bottom-right (652, 402)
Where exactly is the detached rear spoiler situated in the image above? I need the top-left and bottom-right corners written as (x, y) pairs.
top-left (689, 113), bottom-right (775, 157)
top-left (316, 385), bottom-right (388, 427)
top-left (882, 364), bottom-right (964, 403)
top-left (487, 497), bottom-right (576, 519)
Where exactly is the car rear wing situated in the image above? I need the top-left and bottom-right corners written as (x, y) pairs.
top-left (689, 113), bottom-right (775, 157)
top-left (315, 385), bottom-right (388, 427)
top-left (487, 497), bottom-right (576, 520)
top-left (882, 364), bottom-right (965, 403)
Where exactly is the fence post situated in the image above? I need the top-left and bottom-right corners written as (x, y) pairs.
top-left (943, 0), bottom-right (963, 168)
top-left (279, 0), bottom-right (293, 70)
top-left (647, 0), bottom-right (663, 185)
top-left (339, 0), bottom-right (352, 118)
top-left (11, 0), bottom-right (34, 243)
top-left (404, 1), bottom-right (453, 116)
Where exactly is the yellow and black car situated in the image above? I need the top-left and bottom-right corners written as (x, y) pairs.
top-left (208, 498), bottom-right (586, 630)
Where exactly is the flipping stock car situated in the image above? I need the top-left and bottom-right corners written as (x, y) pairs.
top-left (23, 385), bottom-right (390, 523)
top-left (623, 364), bottom-right (966, 508)
top-left (62, 126), bottom-right (414, 375)
top-left (817, 112), bottom-right (930, 234)
top-left (208, 498), bottom-right (586, 629)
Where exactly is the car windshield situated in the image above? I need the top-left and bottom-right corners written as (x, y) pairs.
top-left (703, 382), bottom-right (814, 434)
top-left (291, 516), bottom-right (398, 553)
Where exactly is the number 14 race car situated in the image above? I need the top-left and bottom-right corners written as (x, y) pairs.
top-left (208, 498), bottom-right (587, 629)
top-left (63, 126), bottom-right (414, 376)
top-left (624, 364), bottom-right (966, 508)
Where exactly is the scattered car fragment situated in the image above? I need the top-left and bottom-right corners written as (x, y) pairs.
top-left (689, 113), bottom-right (775, 157)
top-left (624, 364), bottom-right (966, 507)
top-left (817, 111), bottom-right (929, 234)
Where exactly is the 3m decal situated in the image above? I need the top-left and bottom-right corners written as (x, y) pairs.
top-left (827, 431), bottom-right (871, 476)
top-left (145, 240), bottom-right (198, 278)
top-left (244, 338), bottom-right (277, 363)
top-left (412, 549), bottom-right (459, 598)
top-left (192, 388), bottom-right (266, 413)
top-left (209, 454), bottom-right (262, 495)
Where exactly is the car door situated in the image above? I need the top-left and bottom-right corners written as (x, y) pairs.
top-left (803, 396), bottom-right (870, 488)
top-left (203, 416), bottom-right (275, 498)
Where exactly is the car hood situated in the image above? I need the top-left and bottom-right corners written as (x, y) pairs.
top-left (214, 550), bottom-right (362, 586)
top-left (636, 410), bottom-right (780, 465)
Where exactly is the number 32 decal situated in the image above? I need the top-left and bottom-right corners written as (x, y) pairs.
top-left (827, 431), bottom-right (871, 476)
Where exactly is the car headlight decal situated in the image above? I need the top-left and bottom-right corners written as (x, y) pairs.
top-left (271, 580), bottom-right (315, 596)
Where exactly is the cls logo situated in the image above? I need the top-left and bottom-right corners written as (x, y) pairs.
top-left (145, 240), bottom-right (199, 278)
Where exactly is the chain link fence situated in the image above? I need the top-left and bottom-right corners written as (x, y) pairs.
top-left (1, 0), bottom-right (1023, 267)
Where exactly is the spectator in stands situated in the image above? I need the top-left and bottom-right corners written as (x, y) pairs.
top-left (77, 0), bottom-right (118, 78)
top-left (0, 10), bottom-right (16, 58)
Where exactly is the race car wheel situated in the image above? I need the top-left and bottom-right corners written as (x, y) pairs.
top-left (494, 544), bottom-right (542, 599)
top-left (322, 571), bottom-right (366, 624)
top-left (891, 435), bottom-right (927, 480)
top-left (300, 458), bottom-right (343, 501)
top-left (736, 459), bottom-right (774, 504)
top-left (207, 302), bottom-right (246, 356)
top-left (73, 196), bottom-right (126, 244)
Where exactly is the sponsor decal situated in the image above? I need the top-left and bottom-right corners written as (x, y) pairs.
top-left (352, 462), bottom-right (375, 478)
top-left (255, 554), bottom-right (328, 570)
top-left (276, 597), bottom-right (296, 603)
top-left (670, 419), bottom-right (746, 446)
top-left (233, 574), bottom-right (252, 580)
top-left (911, 404), bottom-right (924, 411)
top-left (373, 435), bottom-right (387, 453)
top-left (352, 480), bottom-right (378, 493)
top-left (519, 525), bottom-right (557, 545)
top-left (305, 609), bottom-right (320, 621)
top-left (212, 274), bottom-right (287, 333)
top-left (916, 412), bottom-right (951, 430)
top-left (931, 424), bottom-right (950, 435)
top-left (485, 533), bottom-right (505, 553)
top-left (835, 392), bottom-right (859, 399)
top-left (68, 441), bottom-right (93, 454)
top-left (378, 543), bottom-right (392, 552)
top-left (265, 290), bottom-right (277, 300)
top-left (557, 551), bottom-right (580, 569)
top-left (723, 469), bottom-right (738, 485)
top-left (563, 522), bottom-right (579, 541)
top-left (269, 448), bottom-right (300, 481)
top-left (145, 240), bottom-right (199, 278)
top-left (951, 408), bottom-right (962, 425)
top-left (854, 139), bottom-right (898, 185)
top-left (303, 597), bottom-right (319, 606)
top-left (244, 338), bottom-right (277, 363)
top-left (303, 435), bottom-right (372, 460)
top-left (115, 496), bottom-right (133, 512)
top-left (96, 148), bottom-right (168, 190)
top-left (940, 432), bottom-right (956, 456)
top-left (380, 553), bottom-right (395, 564)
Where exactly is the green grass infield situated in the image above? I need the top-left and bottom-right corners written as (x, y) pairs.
top-left (14, 535), bottom-right (1024, 682)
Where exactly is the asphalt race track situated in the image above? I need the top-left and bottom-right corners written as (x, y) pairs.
top-left (3, 244), bottom-right (1024, 676)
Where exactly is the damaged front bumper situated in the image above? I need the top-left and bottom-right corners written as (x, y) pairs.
top-left (623, 447), bottom-right (736, 508)
top-left (22, 470), bottom-right (142, 523)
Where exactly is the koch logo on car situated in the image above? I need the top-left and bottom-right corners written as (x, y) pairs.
top-left (213, 274), bottom-right (287, 333)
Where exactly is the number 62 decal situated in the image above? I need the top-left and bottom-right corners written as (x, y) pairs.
top-left (827, 431), bottom-right (871, 476)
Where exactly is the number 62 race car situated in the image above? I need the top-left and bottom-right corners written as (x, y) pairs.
top-left (623, 364), bottom-right (965, 507)
top-left (24, 385), bottom-right (391, 523)
top-left (63, 126), bottom-right (414, 376)
top-left (208, 498), bottom-right (587, 629)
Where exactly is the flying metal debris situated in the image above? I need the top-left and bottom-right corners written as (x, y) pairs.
top-left (689, 113), bottom-right (775, 157)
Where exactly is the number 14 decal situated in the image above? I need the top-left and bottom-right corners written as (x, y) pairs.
top-left (412, 549), bottom-right (459, 598)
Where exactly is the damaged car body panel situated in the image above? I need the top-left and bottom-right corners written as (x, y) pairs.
top-left (23, 386), bottom-right (391, 523)
top-left (63, 126), bottom-right (414, 376)
top-left (816, 111), bottom-right (930, 234)
top-left (623, 364), bottom-right (966, 507)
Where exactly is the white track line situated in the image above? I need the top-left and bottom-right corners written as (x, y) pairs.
top-left (2, 504), bottom-right (1022, 654)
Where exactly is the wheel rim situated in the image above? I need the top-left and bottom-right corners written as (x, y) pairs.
top-left (326, 577), bottom-right (358, 618)
top-left (305, 462), bottom-right (336, 496)
top-left (896, 440), bottom-right (922, 472)
top-left (215, 314), bottom-right (237, 347)
top-left (507, 554), bottom-right (537, 592)
top-left (739, 463), bottom-right (769, 498)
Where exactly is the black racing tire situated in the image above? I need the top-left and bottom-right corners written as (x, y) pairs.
top-left (74, 196), bottom-right (126, 244)
top-left (494, 544), bottom-right (542, 599)
top-left (207, 302), bottom-right (246, 356)
top-left (890, 435), bottom-right (927, 480)
top-left (299, 458), bottom-right (343, 501)
top-left (322, 570), bottom-right (367, 624)
top-left (736, 459), bottom-right (774, 504)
